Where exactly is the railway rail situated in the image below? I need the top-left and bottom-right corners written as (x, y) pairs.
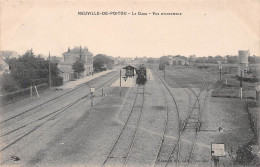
top-left (152, 69), bottom-right (179, 167)
top-left (0, 72), bottom-right (119, 152)
top-left (152, 67), bottom-right (209, 167)
top-left (102, 85), bottom-right (145, 167)
top-left (0, 71), bottom-right (117, 126)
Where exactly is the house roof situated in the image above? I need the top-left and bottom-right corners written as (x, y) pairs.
top-left (0, 51), bottom-right (19, 59)
top-left (0, 58), bottom-right (9, 75)
top-left (63, 47), bottom-right (93, 56)
top-left (0, 58), bottom-right (9, 67)
top-left (58, 66), bottom-right (74, 73)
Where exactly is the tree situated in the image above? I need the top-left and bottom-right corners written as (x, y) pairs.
top-left (72, 59), bottom-right (85, 78)
top-left (0, 74), bottom-right (19, 93)
top-left (248, 55), bottom-right (256, 64)
top-left (93, 54), bottom-right (111, 72)
top-left (5, 50), bottom-right (60, 89)
top-left (225, 55), bottom-right (237, 64)
top-left (159, 56), bottom-right (169, 65)
top-left (147, 58), bottom-right (155, 63)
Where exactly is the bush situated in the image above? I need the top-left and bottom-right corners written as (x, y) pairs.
top-left (51, 77), bottom-right (63, 86)
top-left (0, 74), bottom-right (20, 93)
top-left (32, 78), bottom-right (48, 85)
top-left (2, 87), bottom-right (31, 104)
top-left (236, 142), bottom-right (256, 165)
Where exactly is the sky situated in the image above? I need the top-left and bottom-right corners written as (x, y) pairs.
top-left (0, 0), bottom-right (259, 58)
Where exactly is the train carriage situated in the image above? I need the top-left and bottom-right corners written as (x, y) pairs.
top-left (136, 64), bottom-right (147, 85)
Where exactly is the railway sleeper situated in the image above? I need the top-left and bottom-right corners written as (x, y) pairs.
top-left (108, 156), bottom-right (127, 158)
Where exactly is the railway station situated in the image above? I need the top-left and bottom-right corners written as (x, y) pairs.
top-left (1, 61), bottom-right (257, 167)
top-left (0, 1), bottom-right (259, 167)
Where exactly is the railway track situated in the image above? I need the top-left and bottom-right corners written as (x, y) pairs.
top-left (152, 69), bottom-right (179, 167)
top-left (0, 71), bottom-right (117, 126)
top-left (0, 72), bottom-right (119, 152)
top-left (102, 85), bottom-right (145, 167)
top-left (152, 67), bottom-right (209, 167)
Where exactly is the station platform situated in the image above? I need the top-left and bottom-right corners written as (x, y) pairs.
top-left (58, 69), bottom-right (116, 90)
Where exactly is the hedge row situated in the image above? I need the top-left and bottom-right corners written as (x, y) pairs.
top-left (51, 77), bottom-right (63, 86)
top-left (1, 83), bottom-right (48, 104)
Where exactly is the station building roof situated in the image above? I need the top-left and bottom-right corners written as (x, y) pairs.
top-left (123, 65), bottom-right (137, 70)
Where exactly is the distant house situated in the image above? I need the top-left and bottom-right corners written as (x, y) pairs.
top-left (58, 66), bottom-right (74, 82)
top-left (0, 50), bottom-right (19, 60)
top-left (0, 58), bottom-right (10, 75)
top-left (168, 55), bottom-right (189, 65)
top-left (59, 46), bottom-right (93, 79)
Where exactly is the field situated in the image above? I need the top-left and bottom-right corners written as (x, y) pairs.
top-left (194, 64), bottom-right (259, 99)
top-left (158, 63), bottom-right (259, 99)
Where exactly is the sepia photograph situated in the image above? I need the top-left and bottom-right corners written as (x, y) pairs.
top-left (0, 0), bottom-right (259, 166)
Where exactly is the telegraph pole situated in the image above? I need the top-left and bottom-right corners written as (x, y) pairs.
top-left (120, 69), bottom-right (121, 97)
top-left (240, 71), bottom-right (243, 99)
top-left (49, 51), bottom-right (51, 89)
top-left (164, 65), bottom-right (166, 78)
top-left (219, 65), bottom-right (222, 81)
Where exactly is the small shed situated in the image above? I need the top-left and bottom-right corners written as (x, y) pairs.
top-left (123, 65), bottom-right (137, 77)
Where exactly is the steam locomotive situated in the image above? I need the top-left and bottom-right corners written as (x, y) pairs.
top-left (136, 64), bottom-right (147, 85)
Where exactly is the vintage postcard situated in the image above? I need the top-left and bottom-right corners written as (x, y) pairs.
top-left (0, 0), bottom-right (259, 166)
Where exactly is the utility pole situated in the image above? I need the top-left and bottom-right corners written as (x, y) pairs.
top-left (49, 51), bottom-right (51, 89)
top-left (164, 65), bottom-right (166, 78)
top-left (240, 70), bottom-right (243, 99)
top-left (219, 65), bottom-right (222, 81)
top-left (120, 69), bottom-right (121, 97)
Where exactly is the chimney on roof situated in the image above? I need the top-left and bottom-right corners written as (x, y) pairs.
top-left (68, 47), bottom-right (70, 52)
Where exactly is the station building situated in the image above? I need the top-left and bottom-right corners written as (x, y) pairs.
top-left (58, 46), bottom-right (93, 80)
